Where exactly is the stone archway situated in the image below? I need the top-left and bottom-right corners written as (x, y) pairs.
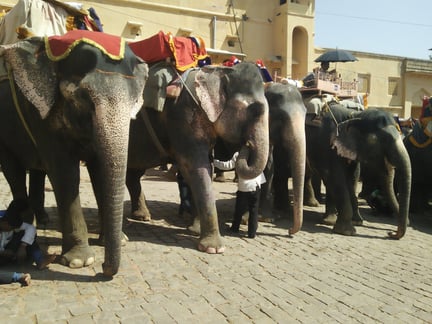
top-left (291, 26), bottom-right (308, 80)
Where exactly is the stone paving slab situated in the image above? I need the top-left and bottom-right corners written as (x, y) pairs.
top-left (0, 167), bottom-right (431, 323)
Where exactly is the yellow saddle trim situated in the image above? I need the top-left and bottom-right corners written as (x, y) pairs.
top-left (44, 34), bottom-right (125, 62)
top-left (408, 134), bottom-right (432, 148)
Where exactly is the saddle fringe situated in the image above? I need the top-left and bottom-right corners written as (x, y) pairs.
top-left (16, 26), bottom-right (35, 40)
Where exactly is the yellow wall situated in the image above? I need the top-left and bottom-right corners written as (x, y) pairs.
top-left (1, 0), bottom-right (431, 118)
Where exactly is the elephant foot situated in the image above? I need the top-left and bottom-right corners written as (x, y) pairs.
top-left (332, 221), bottom-right (356, 236)
top-left (130, 210), bottom-right (151, 222)
top-left (322, 213), bottom-right (337, 225)
top-left (304, 198), bottom-right (320, 207)
top-left (198, 235), bottom-right (225, 254)
top-left (59, 245), bottom-right (95, 269)
top-left (187, 217), bottom-right (201, 235)
top-left (387, 228), bottom-right (405, 240)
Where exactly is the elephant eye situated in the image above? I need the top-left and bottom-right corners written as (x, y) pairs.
top-left (247, 102), bottom-right (265, 120)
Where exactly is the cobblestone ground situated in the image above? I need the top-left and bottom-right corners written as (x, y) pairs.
top-left (0, 167), bottom-right (431, 323)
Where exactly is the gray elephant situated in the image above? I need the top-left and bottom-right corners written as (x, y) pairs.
top-left (127, 62), bottom-right (269, 253)
top-left (403, 121), bottom-right (432, 212)
top-left (0, 32), bottom-right (147, 276)
top-left (259, 82), bottom-right (306, 234)
top-left (305, 104), bottom-right (411, 238)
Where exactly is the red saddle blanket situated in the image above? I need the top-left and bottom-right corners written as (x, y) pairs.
top-left (129, 31), bottom-right (209, 72)
top-left (45, 29), bottom-right (125, 61)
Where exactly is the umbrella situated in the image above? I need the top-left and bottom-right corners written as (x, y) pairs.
top-left (314, 49), bottom-right (358, 63)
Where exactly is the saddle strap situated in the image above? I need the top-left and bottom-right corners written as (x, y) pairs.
top-left (139, 107), bottom-right (169, 158)
top-left (7, 63), bottom-right (37, 146)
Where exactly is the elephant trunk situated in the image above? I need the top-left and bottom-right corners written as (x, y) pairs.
top-left (285, 110), bottom-right (306, 235)
top-left (90, 92), bottom-right (136, 276)
top-left (235, 102), bottom-right (270, 180)
top-left (384, 137), bottom-right (411, 239)
top-left (96, 116), bottom-right (129, 277)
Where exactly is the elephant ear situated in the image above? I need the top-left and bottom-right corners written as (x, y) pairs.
top-left (194, 66), bottom-right (231, 123)
top-left (0, 37), bottom-right (57, 119)
top-left (331, 119), bottom-right (360, 161)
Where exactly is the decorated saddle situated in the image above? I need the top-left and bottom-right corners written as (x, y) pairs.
top-left (45, 29), bottom-right (124, 61)
top-left (129, 31), bottom-right (209, 72)
top-left (130, 31), bottom-right (210, 111)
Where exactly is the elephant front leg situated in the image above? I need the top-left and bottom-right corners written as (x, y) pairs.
top-left (332, 197), bottom-right (356, 236)
top-left (321, 177), bottom-right (338, 225)
top-left (304, 175), bottom-right (320, 207)
top-left (186, 167), bottom-right (225, 254)
top-left (322, 191), bottom-right (338, 225)
top-left (58, 196), bottom-right (95, 268)
top-left (49, 167), bottom-right (95, 269)
top-left (198, 206), bottom-right (225, 254)
top-left (327, 176), bottom-right (356, 236)
top-left (350, 163), bottom-right (363, 226)
top-left (29, 170), bottom-right (50, 226)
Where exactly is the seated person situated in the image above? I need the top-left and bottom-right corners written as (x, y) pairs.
top-left (0, 200), bottom-right (55, 270)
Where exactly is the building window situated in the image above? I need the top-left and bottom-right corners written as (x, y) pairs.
top-left (280, 0), bottom-right (287, 5)
top-left (388, 78), bottom-right (399, 96)
top-left (357, 73), bottom-right (370, 93)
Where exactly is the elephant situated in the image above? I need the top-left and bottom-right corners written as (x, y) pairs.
top-left (0, 32), bottom-right (147, 276)
top-left (403, 125), bottom-right (432, 212)
top-left (126, 62), bottom-right (269, 253)
top-left (360, 117), bottom-right (427, 214)
top-left (258, 82), bottom-right (306, 234)
top-left (305, 103), bottom-right (411, 238)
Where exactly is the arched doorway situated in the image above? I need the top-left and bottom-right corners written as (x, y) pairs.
top-left (291, 26), bottom-right (308, 80)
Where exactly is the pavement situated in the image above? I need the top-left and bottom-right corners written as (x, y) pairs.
top-left (0, 167), bottom-right (432, 323)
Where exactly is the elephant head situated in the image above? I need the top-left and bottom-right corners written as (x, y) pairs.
top-left (265, 82), bottom-right (306, 235)
top-left (0, 35), bottom-right (148, 276)
top-left (332, 108), bottom-right (411, 239)
top-left (194, 62), bottom-right (269, 180)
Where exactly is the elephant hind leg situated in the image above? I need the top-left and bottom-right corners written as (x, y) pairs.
top-left (332, 220), bottom-right (356, 236)
top-left (304, 176), bottom-right (320, 207)
top-left (126, 169), bottom-right (152, 221)
top-left (29, 170), bottom-right (50, 226)
top-left (131, 193), bottom-right (152, 221)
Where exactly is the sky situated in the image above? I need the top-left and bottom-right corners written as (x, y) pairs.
top-left (314, 0), bottom-right (432, 60)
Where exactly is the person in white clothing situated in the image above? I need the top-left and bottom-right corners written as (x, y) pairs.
top-left (213, 152), bottom-right (266, 238)
top-left (0, 200), bottom-right (55, 269)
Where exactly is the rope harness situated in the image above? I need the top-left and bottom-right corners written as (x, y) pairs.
top-left (312, 98), bottom-right (362, 138)
top-left (139, 64), bottom-right (201, 158)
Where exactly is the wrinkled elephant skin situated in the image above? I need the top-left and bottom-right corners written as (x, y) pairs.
top-left (261, 83), bottom-right (306, 235)
top-left (127, 62), bottom-right (269, 253)
top-left (306, 105), bottom-right (411, 239)
top-left (403, 133), bottom-right (432, 213)
top-left (0, 36), bottom-right (147, 276)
